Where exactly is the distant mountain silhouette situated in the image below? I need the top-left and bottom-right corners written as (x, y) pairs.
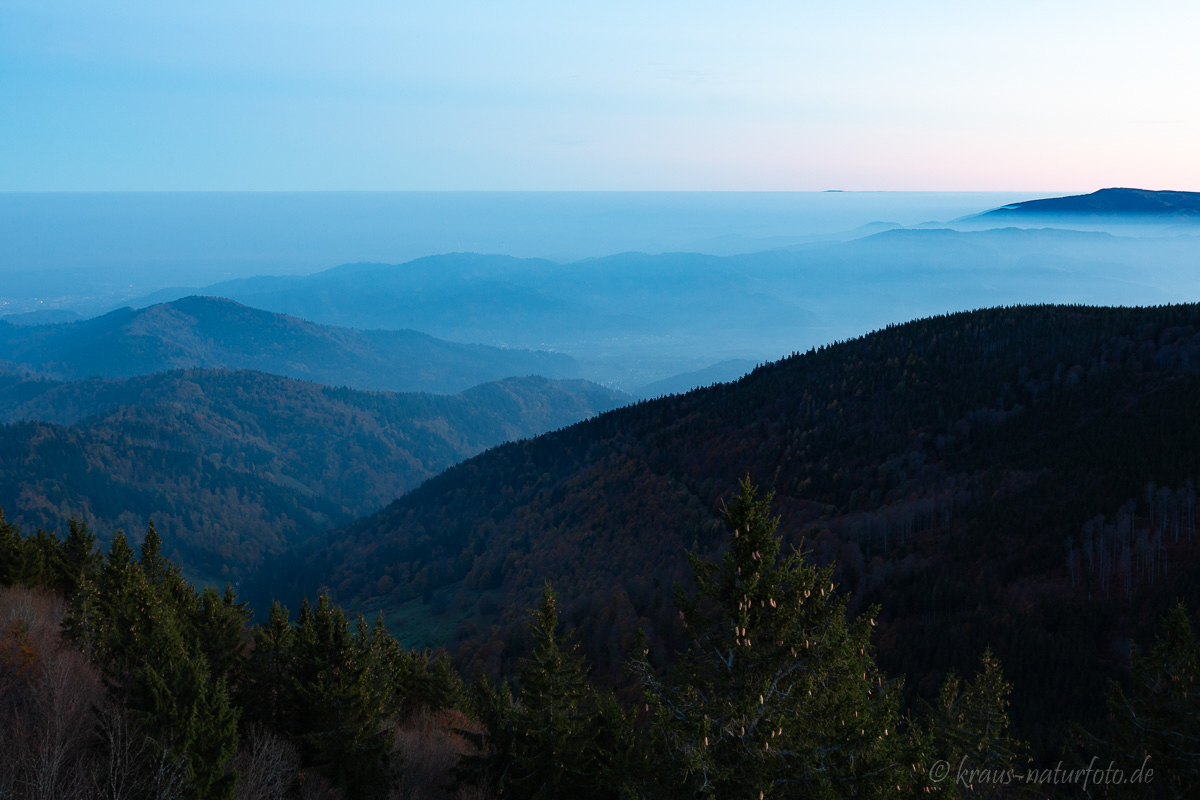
top-left (0, 296), bottom-right (579, 393)
top-left (978, 188), bottom-right (1200, 219)
top-left (118, 230), bottom-right (1200, 390)
top-left (128, 253), bottom-right (819, 356)
top-left (632, 359), bottom-right (757, 399)
top-left (1, 309), bottom-right (82, 327)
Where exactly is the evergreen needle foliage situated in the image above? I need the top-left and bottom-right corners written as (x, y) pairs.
top-left (2, 475), bottom-right (1195, 799)
top-left (1104, 602), bottom-right (1200, 799)
top-left (630, 478), bottom-right (916, 798)
top-left (923, 648), bottom-right (1026, 799)
top-left (472, 582), bottom-right (633, 799)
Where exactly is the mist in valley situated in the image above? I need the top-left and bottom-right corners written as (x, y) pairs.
top-left (4, 190), bottom-right (1199, 395)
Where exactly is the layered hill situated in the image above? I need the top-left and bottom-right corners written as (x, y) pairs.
top-left (293, 304), bottom-right (1200, 756)
top-left (978, 187), bottom-right (1200, 221)
top-left (127, 230), bottom-right (1200, 388)
top-left (0, 295), bottom-right (579, 393)
top-left (132, 253), bottom-right (818, 375)
top-left (0, 369), bottom-right (626, 583)
top-left (632, 359), bottom-right (757, 399)
top-left (0, 309), bottom-right (82, 327)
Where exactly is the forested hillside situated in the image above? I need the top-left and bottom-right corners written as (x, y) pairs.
top-left (0, 369), bottom-right (625, 583)
top-left (14, 481), bottom-right (1191, 799)
top-left (294, 304), bottom-right (1200, 756)
top-left (0, 295), bottom-right (579, 393)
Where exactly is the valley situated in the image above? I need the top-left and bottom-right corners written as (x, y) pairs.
top-left (0, 368), bottom-right (625, 583)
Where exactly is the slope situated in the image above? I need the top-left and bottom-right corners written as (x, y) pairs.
top-left (295, 304), bottom-right (1200, 756)
top-left (978, 187), bottom-right (1200, 219)
top-left (0, 369), bottom-right (626, 583)
top-left (0, 295), bottom-right (579, 393)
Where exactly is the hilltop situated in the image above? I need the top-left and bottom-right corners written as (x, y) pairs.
top-left (0, 295), bottom-right (579, 394)
top-left (978, 187), bottom-right (1200, 220)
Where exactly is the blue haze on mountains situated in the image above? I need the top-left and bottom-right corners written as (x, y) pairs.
top-left (3, 191), bottom-right (1199, 393)
top-left (1, 191), bottom-right (1047, 308)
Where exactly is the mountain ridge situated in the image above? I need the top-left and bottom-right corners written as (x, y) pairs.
top-left (112, 228), bottom-right (1200, 391)
top-left (0, 295), bottom-right (579, 394)
top-left (977, 187), bottom-right (1200, 219)
top-left (0, 368), bottom-right (627, 583)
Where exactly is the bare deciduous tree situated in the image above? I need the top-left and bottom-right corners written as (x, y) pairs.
top-left (93, 702), bottom-right (187, 800)
top-left (234, 724), bottom-right (300, 800)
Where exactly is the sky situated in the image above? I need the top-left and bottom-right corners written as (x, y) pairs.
top-left (2, 1), bottom-right (1198, 191)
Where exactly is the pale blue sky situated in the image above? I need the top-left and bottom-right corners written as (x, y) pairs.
top-left (2, 1), bottom-right (1197, 190)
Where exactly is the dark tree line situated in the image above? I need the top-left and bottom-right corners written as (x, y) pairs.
top-left (1, 508), bottom-right (469, 799)
top-left (4, 478), bottom-right (1198, 798)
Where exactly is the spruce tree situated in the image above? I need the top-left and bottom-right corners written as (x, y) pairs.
top-left (924, 648), bottom-right (1025, 799)
top-left (360, 613), bottom-right (405, 713)
top-left (1105, 602), bottom-right (1199, 799)
top-left (140, 522), bottom-right (198, 618)
top-left (0, 508), bottom-right (22, 587)
top-left (131, 605), bottom-right (240, 800)
top-left (420, 650), bottom-right (469, 712)
top-left (139, 521), bottom-right (169, 584)
top-left (66, 527), bottom-right (243, 799)
top-left (21, 528), bottom-right (62, 588)
top-left (505, 582), bottom-right (625, 800)
top-left (630, 478), bottom-right (913, 799)
top-left (242, 601), bottom-right (296, 731)
top-left (193, 584), bottom-right (251, 683)
top-left (291, 593), bottom-right (392, 796)
top-left (458, 676), bottom-right (518, 793)
top-left (82, 531), bottom-right (151, 680)
top-left (58, 517), bottom-right (101, 598)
